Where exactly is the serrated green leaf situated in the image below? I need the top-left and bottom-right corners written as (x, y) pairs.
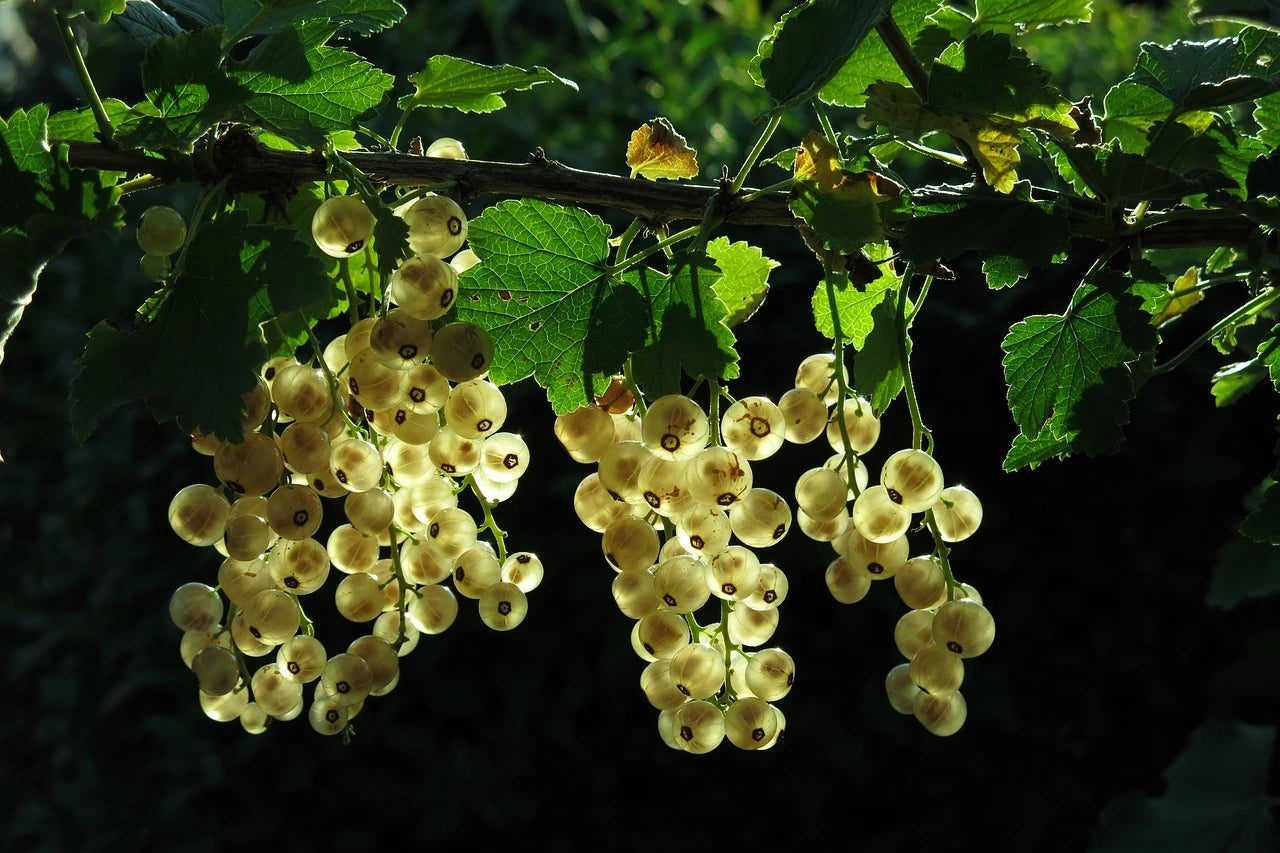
top-left (819, 0), bottom-right (938, 108)
top-left (973, 0), bottom-right (1093, 30)
top-left (221, 0), bottom-right (405, 41)
top-left (1003, 367), bottom-right (1146, 468)
top-left (47, 99), bottom-right (141, 142)
top-left (706, 237), bottom-right (777, 327)
top-left (1, 106), bottom-right (122, 387)
top-left (1255, 91), bottom-right (1280, 147)
top-left (630, 263), bottom-right (739, 397)
top-left (864, 33), bottom-right (1076, 191)
top-left (231, 26), bottom-right (394, 147)
top-left (853, 289), bottom-right (908, 413)
top-left (1003, 422), bottom-right (1072, 470)
top-left (1194, 0), bottom-right (1280, 33)
top-left (1132, 29), bottom-right (1280, 113)
top-left (812, 242), bottom-right (896, 346)
top-left (397, 56), bottom-right (577, 115)
top-left (117, 26), bottom-right (251, 150)
top-left (896, 183), bottom-right (1070, 280)
top-left (1243, 479), bottom-right (1280, 544)
top-left (454, 200), bottom-right (648, 414)
top-left (1089, 720), bottom-right (1278, 852)
top-left (790, 131), bottom-right (902, 251)
top-left (1209, 535), bottom-right (1280, 607)
top-left (1060, 139), bottom-right (1232, 204)
top-left (982, 255), bottom-right (1027, 289)
top-left (69, 213), bottom-right (328, 442)
top-left (115, 1), bottom-right (184, 45)
top-left (1002, 271), bottom-right (1157, 443)
top-left (1100, 80), bottom-right (1217, 153)
top-left (751, 0), bottom-right (893, 115)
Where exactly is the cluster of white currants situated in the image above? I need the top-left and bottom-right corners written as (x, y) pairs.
top-left (136, 205), bottom-right (187, 282)
top-left (163, 186), bottom-right (541, 736)
top-left (776, 353), bottom-right (993, 736)
top-left (556, 390), bottom-right (795, 752)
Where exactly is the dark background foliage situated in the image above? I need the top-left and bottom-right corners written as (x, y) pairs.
top-left (0, 1), bottom-right (1276, 850)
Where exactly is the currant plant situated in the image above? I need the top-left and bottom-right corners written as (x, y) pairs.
top-left (8, 0), bottom-right (1280, 747)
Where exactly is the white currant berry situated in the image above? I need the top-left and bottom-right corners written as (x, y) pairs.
top-left (312, 195), bottom-right (376, 258)
top-left (136, 205), bottom-right (187, 255)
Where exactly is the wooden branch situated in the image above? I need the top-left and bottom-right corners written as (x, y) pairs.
top-left (61, 136), bottom-right (798, 227)
top-left (58, 135), bottom-right (1260, 250)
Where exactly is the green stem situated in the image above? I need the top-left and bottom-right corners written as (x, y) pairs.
top-left (1152, 288), bottom-right (1280, 376)
top-left (388, 106), bottom-right (414, 151)
top-left (738, 177), bottom-right (796, 204)
top-left (897, 268), bottom-right (931, 453)
top-left (393, 182), bottom-right (458, 207)
top-left (116, 176), bottom-right (164, 195)
top-left (290, 594), bottom-right (315, 637)
top-left (906, 274), bottom-right (933, 325)
top-left (170, 179), bottom-right (228, 282)
top-left (821, 255), bottom-right (863, 499)
top-left (730, 113), bottom-right (783, 194)
top-left (719, 599), bottom-right (735, 702)
top-left (467, 474), bottom-right (509, 561)
top-left (708, 378), bottom-right (722, 446)
top-left (898, 139), bottom-right (968, 168)
top-left (623, 357), bottom-right (647, 417)
top-left (814, 102), bottom-right (838, 146)
top-left (305, 323), bottom-right (362, 435)
top-left (924, 510), bottom-right (963, 600)
top-left (338, 258), bottom-right (361, 326)
top-left (611, 225), bottom-right (702, 274)
top-left (54, 11), bottom-right (113, 144)
top-left (389, 528), bottom-right (409, 651)
top-left (614, 218), bottom-right (643, 266)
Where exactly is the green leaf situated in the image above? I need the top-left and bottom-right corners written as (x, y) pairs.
top-left (47, 99), bottom-right (139, 142)
top-left (1131, 29), bottom-right (1280, 113)
top-left (115, 1), bottom-right (184, 45)
top-left (1090, 720), bottom-right (1278, 852)
top-left (1255, 91), bottom-right (1280, 147)
top-left (69, 213), bottom-right (329, 442)
top-left (1240, 479), bottom-right (1280, 545)
top-left (751, 0), bottom-right (894, 115)
top-left (853, 289), bottom-right (908, 413)
top-left (397, 56), bottom-right (577, 114)
top-left (896, 183), bottom-right (1070, 282)
top-left (231, 25), bottom-right (395, 146)
top-left (117, 26), bottom-right (251, 150)
top-left (1212, 359), bottom-right (1268, 406)
top-left (812, 242), bottom-right (896, 347)
top-left (1209, 536), bottom-right (1280, 608)
top-left (864, 33), bottom-right (1076, 191)
top-left (1194, 0), bottom-right (1280, 33)
top-left (221, 0), bottom-right (406, 40)
top-left (973, 0), bottom-right (1093, 30)
top-left (454, 200), bottom-right (649, 415)
top-left (819, 0), bottom-right (938, 108)
top-left (630, 262), bottom-right (740, 397)
top-left (706, 237), bottom-right (777, 327)
top-left (1100, 80), bottom-right (1217, 153)
top-left (1002, 271), bottom-right (1158, 444)
top-left (1061, 139), bottom-right (1232, 204)
top-left (1, 106), bottom-right (122, 382)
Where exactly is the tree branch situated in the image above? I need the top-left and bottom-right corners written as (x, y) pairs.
top-left (58, 134), bottom-right (1260, 249)
top-left (61, 135), bottom-right (797, 227)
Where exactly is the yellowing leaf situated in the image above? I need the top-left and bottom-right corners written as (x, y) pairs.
top-left (626, 118), bottom-right (699, 180)
top-left (790, 132), bottom-right (902, 250)
top-left (1152, 267), bottom-right (1204, 326)
top-left (793, 132), bottom-right (903, 200)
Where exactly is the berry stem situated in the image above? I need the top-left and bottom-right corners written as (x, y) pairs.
top-left (923, 509), bottom-right (963, 601)
top-left (708, 378), bottom-right (722, 447)
top-left (623, 357), bottom-right (648, 417)
top-left (338, 258), bottom-right (361, 326)
top-left (1152, 287), bottom-right (1280, 376)
top-left (466, 474), bottom-right (509, 562)
top-left (54, 11), bottom-right (114, 145)
top-left (610, 225), bottom-right (701, 275)
top-left (820, 253), bottom-right (863, 499)
top-left (290, 593), bottom-right (316, 637)
top-left (614, 218), bottom-right (643, 266)
top-left (730, 113), bottom-right (782, 195)
top-left (389, 528), bottom-right (409, 651)
top-left (897, 268), bottom-right (932, 454)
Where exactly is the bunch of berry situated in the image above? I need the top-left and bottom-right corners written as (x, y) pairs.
top-left (777, 353), bottom-right (994, 737)
top-left (556, 389), bottom-right (796, 753)
top-left (164, 184), bottom-right (541, 737)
